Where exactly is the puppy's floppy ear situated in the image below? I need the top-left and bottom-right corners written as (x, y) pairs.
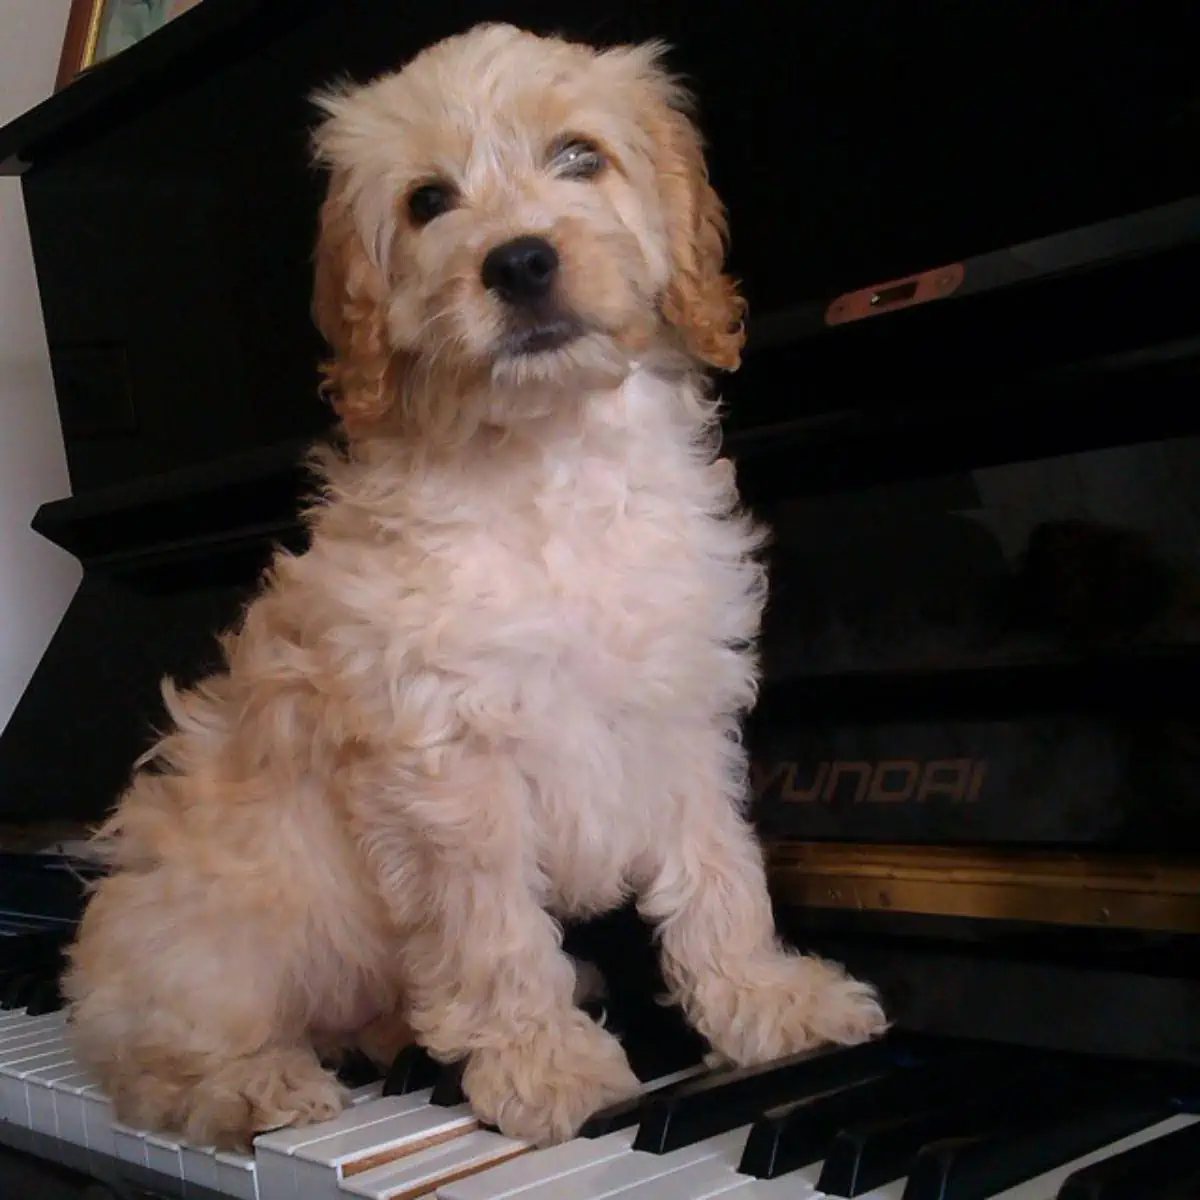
top-left (634, 51), bottom-right (746, 371)
top-left (311, 174), bottom-right (402, 438)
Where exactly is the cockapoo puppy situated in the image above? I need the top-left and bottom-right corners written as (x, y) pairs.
top-left (64, 22), bottom-right (886, 1151)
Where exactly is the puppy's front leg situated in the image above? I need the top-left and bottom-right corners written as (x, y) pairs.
top-left (354, 751), bottom-right (638, 1146)
top-left (638, 734), bottom-right (888, 1066)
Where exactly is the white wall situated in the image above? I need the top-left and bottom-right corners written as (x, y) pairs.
top-left (0, 0), bottom-right (81, 732)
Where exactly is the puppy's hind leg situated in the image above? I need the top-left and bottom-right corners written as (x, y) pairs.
top-left (64, 870), bottom-right (347, 1150)
top-left (175, 1046), bottom-right (346, 1147)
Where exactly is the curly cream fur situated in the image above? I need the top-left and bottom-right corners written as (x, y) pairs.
top-left (63, 22), bottom-right (885, 1151)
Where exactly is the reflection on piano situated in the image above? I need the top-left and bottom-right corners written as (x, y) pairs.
top-left (2, 0), bottom-right (1200, 1195)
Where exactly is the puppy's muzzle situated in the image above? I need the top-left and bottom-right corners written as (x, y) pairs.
top-left (483, 236), bottom-right (582, 356)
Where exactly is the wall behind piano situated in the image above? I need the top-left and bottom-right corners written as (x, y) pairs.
top-left (0, 0), bottom-right (80, 734)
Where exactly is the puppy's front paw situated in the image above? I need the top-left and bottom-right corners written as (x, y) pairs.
top-left (463, 1011), bottom-right (639, 1146)
top-left (700, 954), bottom-right (888, 1067)
top-left (797, 956), bottom-right (889, 1047)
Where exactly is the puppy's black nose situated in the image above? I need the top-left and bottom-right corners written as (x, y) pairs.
top-left (481, 236), bottom-right (559, 304)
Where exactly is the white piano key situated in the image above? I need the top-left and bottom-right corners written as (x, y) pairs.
top-left (4, 1044), bottom-right (74, 1073)
top-left (0, 1009), bottom-right (260, 1196)
top-left (0, 1040), bottom-right (72, 1080)
top-left (25, 1062), bottom-right (90, 1137)
top-left (437, 1065), bottom-right (714, 1200)
top-left (0, 1025), bottom-right (67, 1058)
top-left (24, 1059), bottom-right (87, 1084)
top-left (505, 1128), bottom-right (749, 1200)
top-left (350, 1081), bottom-right (386, 1106)
top-left (144, 1129), bottom-right (185, 1178)
top-left (113, 1118), bottom-right (150, 1167)
top-left (51, 1072), bottom-right (96, 1147)
top-left (216, 1147), bottom-right (261, 1200)
top-left (620, 1166), bottom-right (754, 1200)
top-left (741, 1175), bottom-right (823, 1198)
top-left (289, 1102), bottom-right (478, 1197)
top-left (0, 1044), bottom-right (75, 1123)
top-left (636, 1145), bottom-right (767, 1199)
top-left (439, 1129), bottom-right (638, 1199)
top-left (79, 1082), bottom-right (118, 1157)
top-left (180, 1143), bottom-right (224, 1193)
top-left (344, 1128), bottom-right (531, 1199)
top-left (0, 1014), bottom-right (63, 1045)
top-left (253, 1092), bottom-right (435, 1198)
top-left (616, 1118), bottom-right (829, 1200)
top-left (0, 1045), bottom-right (71, 1101)
top-left (0, 1029), bottom-right (69, 1059)
top-left (989, 1113), bottom-right (1200, 1200)
top-left (0, 1029), bottom-right (68, 1115)
top-left (257, 1092), bottom-right (435, 1155)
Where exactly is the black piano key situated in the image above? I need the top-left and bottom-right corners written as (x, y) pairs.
top-left (633, 1036), bottom-right (896, 1154)
top-left (613, 1001), bottom-right (708, 1084)
top-left (578, 992), bottom-right (740, 1138)
top-left (19, 972), bottom-right (54, 1010)
top-left (382, 1044), bottom-right (442, 1096)
top-left (740, 1046), bottom-right (1033, 1181)
top-left (817, 1060), bottom-right (1057, 1195)
top-left (22, 976), bottom-right (63, 1016)
top-left (3, 973), bottom-right (38, 1010)
top-left (739, 1079), bottom-right (888, 1179)
top-left (1058, 1117), bottom-right (1200, 1200)
top-left (430, 1059), bottom-right (468, 1107)
top-left (575, 985), bottom-right (705, 1085)
top-left (335, 1048), bottom-right (383, 1089)
top-left (0, 930), bottom-right (70, 970)
top-left (903, 1087), bottom-right (1175, 1200)
top-left (17, 975), bottom-right (44, 1009)
top-left (579, 1067), bottom-right (710, 1139)
top-left (426, 997), bottom-right (683, 1113)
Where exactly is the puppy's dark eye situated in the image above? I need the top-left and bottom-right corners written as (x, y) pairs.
top-left (549, 137), bottom-right (606, 180)
top-left (407, 181), bottom-right (457, 225)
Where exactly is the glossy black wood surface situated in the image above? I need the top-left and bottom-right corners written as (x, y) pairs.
top-left (3, 0), bottom-right (1198, 495)
top-left (0, 0), bottom-right (1198, 833)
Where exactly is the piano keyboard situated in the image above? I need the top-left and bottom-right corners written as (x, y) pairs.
top-left (1, 930), bottom-right (1199, 1199)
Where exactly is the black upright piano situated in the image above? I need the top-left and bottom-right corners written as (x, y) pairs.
top-left (1, 1), bottom-right (1199, 1196)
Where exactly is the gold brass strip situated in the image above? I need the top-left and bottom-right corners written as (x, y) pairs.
top-left (766, 842), bottom-right (1200, 933)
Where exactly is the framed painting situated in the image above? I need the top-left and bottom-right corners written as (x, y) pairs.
top-left (56, 0), bottom-right (207, 91)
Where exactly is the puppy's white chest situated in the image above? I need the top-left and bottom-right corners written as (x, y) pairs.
top-left (531, 475), bottom-right (712, 685)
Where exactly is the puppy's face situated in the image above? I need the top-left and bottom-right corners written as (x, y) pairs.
top-left (312, 24), bottom-right (744, 439)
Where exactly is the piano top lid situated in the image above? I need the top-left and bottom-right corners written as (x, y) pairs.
top-left (4, 0), bottom-right (1198, 319)
top-left (0, 0), bottom-right (300, 174)
top-left (26, 188), bottom-right (1200, 563)
top-left (747, 195), bottom-right (1200, 355)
